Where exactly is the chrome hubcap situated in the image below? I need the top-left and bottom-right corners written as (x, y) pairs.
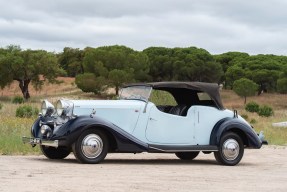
top-left (81, 134), bottom-right (103, 159)
top-left (222, 139), bottom-right (239, 161)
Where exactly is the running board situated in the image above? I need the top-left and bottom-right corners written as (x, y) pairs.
top-left (148, 144), bottom-right (218, 152)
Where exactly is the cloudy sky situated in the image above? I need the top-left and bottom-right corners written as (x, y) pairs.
top-left (0, 0), bottom-right (287, 55)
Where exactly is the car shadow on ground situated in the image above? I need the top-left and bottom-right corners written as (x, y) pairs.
top-left (103, 158), bottom-right (218, 165)
top-left (30, 156), bottom-right (221, 166)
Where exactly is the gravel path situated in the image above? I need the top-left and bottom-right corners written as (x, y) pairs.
top-left (0, 146), bottom-right (286, 192)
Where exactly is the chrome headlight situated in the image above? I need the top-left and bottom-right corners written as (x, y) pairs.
top-left (40, 125), bottom-right (52, 138)
top-left (56, 99), bottom-right (73, 116)
top-left (41, 100), bottom-right (55, 116)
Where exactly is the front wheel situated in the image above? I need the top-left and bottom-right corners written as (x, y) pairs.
top-left (214, 132), bottom-right (244, 166)
top-left (72, 129), bottom-right (109, 164)
top-left (175, 152), bottom-right (199, 160)
top-left (40, 145), bottom-right (70, 159)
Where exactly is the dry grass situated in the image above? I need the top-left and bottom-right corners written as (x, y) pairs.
top-left (0, 102), bottom-right (40, 155)
top-left (222, 89), bottom-right (287, 110)
top-left (221, 90), bottom-right (287, 145)
top-left (0, 77), bottom-right (105, 104)
top-left (0, 77), bottom-right (79, 98)
top-left (0, 77), bottom-right (101, 155)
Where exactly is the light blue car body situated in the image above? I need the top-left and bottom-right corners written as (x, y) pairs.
top-left (71, 99), bottom-right (245, 146)
top-left (23, 81), bottom-right (266, 165)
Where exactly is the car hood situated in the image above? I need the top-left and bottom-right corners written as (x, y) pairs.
top-left (67, 99), bottom-right (145, 133)
top-left (70, 99), bottom-right (145, 116)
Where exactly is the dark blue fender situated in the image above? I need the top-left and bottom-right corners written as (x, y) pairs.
top-left (41, 115), bottom-right (149, 152)
top-left (210, 117), bottom-right (262, 149)
top-left (31, 118), bottom-right (41, 137)
top-left (31, 116), bottom-right (53, 138)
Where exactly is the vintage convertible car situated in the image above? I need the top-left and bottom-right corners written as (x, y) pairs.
top-left (22, 82), bottom-right (267, 166)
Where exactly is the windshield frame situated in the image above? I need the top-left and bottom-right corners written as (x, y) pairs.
top-left (119, 85), bottom-right (152, 102)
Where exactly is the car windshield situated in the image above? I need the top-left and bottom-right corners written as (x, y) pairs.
top-left (119, 86), bottom-right (152, 101)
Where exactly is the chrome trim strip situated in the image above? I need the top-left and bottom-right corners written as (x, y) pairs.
top-left (149, 146), bottom-right (165, 152)
top-left (22, 136), bottom-right (59, 148)
top-left (149, 146), bottom-right (218, 152)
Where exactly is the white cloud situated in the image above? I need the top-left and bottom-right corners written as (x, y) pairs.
top-left (0, 0), bottom-right (287, 55)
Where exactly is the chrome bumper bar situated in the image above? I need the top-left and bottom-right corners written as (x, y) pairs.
top-left (258, 131), bottom-right (268, 145)
top-left (22, 136), bottom-right (59, 148)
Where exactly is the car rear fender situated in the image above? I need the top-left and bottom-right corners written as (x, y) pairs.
top-left (210, 117), bottom-right (262, 149)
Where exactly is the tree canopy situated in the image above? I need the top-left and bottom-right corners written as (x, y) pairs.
top-left (76, 45), bottom-right (150, 95)
top-left (0, 45), bottom-right (65, 99)
top-left (233, 78), bottom-right (259, 104)
top-left (216, 53), bottom-right (287, 93)
top-left (58, 47), bottom-right (83, 77)
top-left (143, 47), bottom-right (223, 83)
top-left (1, 44), bottom-right (287, 98)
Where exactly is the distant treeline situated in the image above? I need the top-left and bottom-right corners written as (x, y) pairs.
top-left (1, 45), bottom-right (287, 99)
top-left (59, 45), bottom-right (287, 95)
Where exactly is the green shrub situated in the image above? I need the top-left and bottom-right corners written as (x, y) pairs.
top-left (75, 73), bottom-right (106, 94)
top-left (250, 119), bottom-right (257, 124)
top-left (258, 105), bottom-right (273, 117)
top-left (150, 90), bottom-right (177, 106)
top-left (12, 96), bottom-right (25, 104)
top-left (16, 105), bottom-right (39, 118)
top-left (0, 103), bottom-right (3, 110)
top-left (241, 114), bottom-right (248, 120)
top-left (245, 101), bottom-right (260, 113)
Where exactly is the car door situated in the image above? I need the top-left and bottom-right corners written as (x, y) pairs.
top-left (145, 105), bottom-right (196, 144)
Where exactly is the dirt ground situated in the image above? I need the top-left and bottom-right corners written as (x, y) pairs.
top-left (0, 146), bottom-right (286, 192)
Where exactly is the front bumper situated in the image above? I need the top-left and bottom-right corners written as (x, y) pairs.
top-left (258, 131), bottom-right (268, 145)
top-left (22, 136), bottom-right (59, 148)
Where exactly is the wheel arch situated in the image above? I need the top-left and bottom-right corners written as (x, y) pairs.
top-left (210, 117), bottom-right (262, 148)
top-left (227, 128), bottom-right (248, 146)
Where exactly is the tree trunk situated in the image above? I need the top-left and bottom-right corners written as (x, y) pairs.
top-left (244, 96), bottom-right (247, 104)
top-left (116, 86), bottom-right (119, 95)
top-left (258, 83), bottom-right (266, 95)
top-left (18, 79), bottom-right (31, 100)
top-left (80, 63), bottom-right (84, 74)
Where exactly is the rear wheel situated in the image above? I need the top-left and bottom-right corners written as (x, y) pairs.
top-left (175, 152), bottom-right (199, 160)
top-left (214, 132), bottom-right (244, 166)
top-left (40, 145), bottom-right (70, 159)
top-left (72, 129), bottom-right (108, 164)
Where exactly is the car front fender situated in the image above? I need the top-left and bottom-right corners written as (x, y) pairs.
top-left (210, 117), bottom-right (262, 149)
top-left (50, 115), bottom-right (149, 152)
